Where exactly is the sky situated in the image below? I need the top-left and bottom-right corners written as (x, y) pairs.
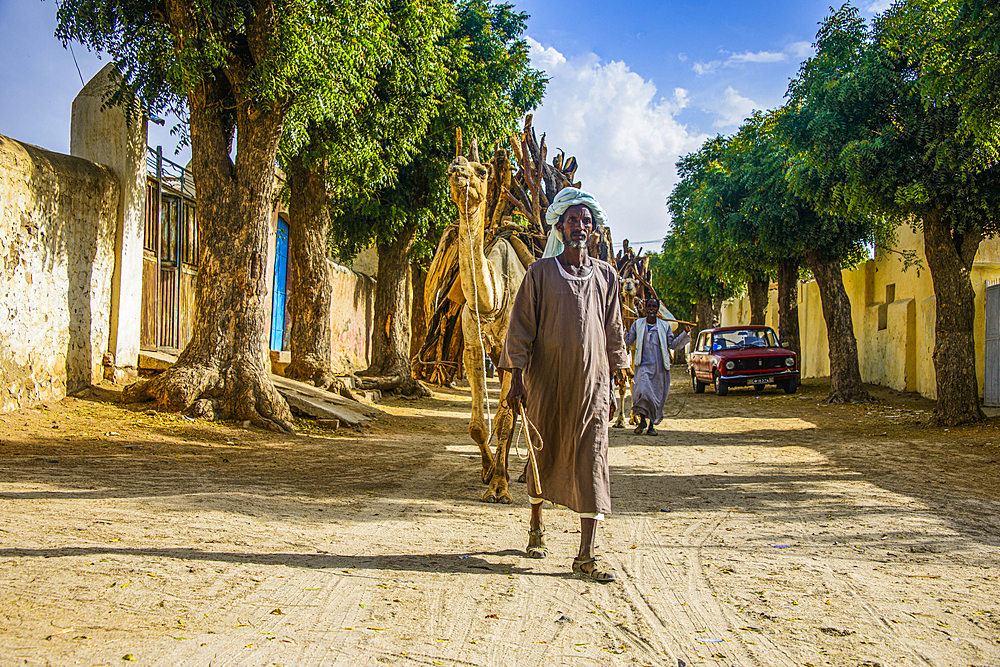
top-left (0, 0), bottom-right (891, 250)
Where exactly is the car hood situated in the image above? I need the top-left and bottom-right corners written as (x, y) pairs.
top-left (712, 348), bottom-right (795, 359)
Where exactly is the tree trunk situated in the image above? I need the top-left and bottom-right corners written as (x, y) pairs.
top-left (285, 143), bottom-right (335, 389)
top-left (748, 276), bottom-right (770, 325)
top-left (123, 74), bottom-right (294, 432)
top-left (364, 222), bottom-right (418, 378)
top-left (805, 250), bottom-right (871, 403)
top-left (777, 258), bottom-right (801, 355)
top-left (695, 298), bottom-right (718, 334)
top-left (922, 208), bottom-right (985, 425)
top-left (410, 263), bottom-right (428, 365)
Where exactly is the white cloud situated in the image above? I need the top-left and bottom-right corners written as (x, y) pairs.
top-left (694, 50), bottom-right (785, 75)
top-left (693, 60), bottom-right (722, 76)
top-left (526, 37), bottom-right (708, 243)
top-left (726, 50), bottom-right (787, 65)
top-left (786, 41), bottom-right (814, 58)
top-left (862, 0), bottom-right (893, 13)
top-left (693, 42), bottom-right (815, 76)
top-left (711, 86), bottom-right (760, 128)
top-left (677, 52), bottom-right (688, 62)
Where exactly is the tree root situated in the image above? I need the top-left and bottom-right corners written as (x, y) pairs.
top-left (355, 375), bottom-right (431, 398)
top-left (927, 407), bottom-right (986, 427)
top-left (823, 389), bottom-right (877, 404)
top-left (122, 360), bottom-right (294, 433)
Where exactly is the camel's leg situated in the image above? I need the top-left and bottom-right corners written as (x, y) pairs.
top-left (484, 371), bottom-right (514, 504)
top-left (613, 380), bottom-right (627, 428)
top-left (463, 342), bottom-right (492, 483)
top-left (630, 387), bottom-right (639, 425)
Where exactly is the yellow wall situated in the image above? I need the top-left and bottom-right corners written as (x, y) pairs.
top-left (720, 226), bottom-right (1000, 399)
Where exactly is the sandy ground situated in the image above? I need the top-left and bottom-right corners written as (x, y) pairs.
top-left (1, 372), bottom-right (999, 667)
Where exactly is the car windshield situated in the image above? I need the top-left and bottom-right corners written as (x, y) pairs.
top-left (712, 328), bottom-right (779, 350)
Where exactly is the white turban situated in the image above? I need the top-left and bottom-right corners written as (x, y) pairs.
top-left (541, 187), bottom-right (609, 258)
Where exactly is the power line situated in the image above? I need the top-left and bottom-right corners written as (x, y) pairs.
top-left (68, 42), bottom-right (85, 87)
top-left (55, 0), bottom-right (86, 87)
top-left (612, 238), bottom-right (663, 248)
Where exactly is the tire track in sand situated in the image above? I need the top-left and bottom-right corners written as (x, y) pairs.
top-left (607, 432), bottom-right (799, 667)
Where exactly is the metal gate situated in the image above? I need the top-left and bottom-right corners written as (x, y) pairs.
top-left (140, 146), bottom-right (198, 352)
top-left (985, 280), bottom-right (1000, 407)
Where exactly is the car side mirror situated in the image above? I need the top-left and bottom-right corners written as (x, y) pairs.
top-left (781, 342), bottom-right (790, 349)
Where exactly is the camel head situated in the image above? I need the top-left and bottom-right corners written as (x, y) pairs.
top-left (447, 155), bottom-right (489, 211)
top-left (621, 277), bottom-right (639, 300)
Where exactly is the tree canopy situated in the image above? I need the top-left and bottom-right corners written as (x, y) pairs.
top-left (328, 0), bottom-right (547, 262)
top-left (889, 0), bottom-right (1000, 165)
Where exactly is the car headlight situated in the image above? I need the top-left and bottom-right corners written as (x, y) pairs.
top-left (725, 361), bottom-right (735, 371)
top-left (785, 357), bottom-right (794, 367)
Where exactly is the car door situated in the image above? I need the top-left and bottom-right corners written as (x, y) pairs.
top-left (691, 332), bottom-right (710, 380)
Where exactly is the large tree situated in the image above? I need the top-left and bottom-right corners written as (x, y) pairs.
top-left (329, 0), bottom-right (546, 382)
top-left (783, 4), bottom-right (1000, 424)
top-left (279, 0), bottom-right (452, 390)
top-left (664, 139), bottom-right (739, 339)
top-left (730, 110), bottom-right (882, 401)
top-left (58, 1), bottom-right (396, 431)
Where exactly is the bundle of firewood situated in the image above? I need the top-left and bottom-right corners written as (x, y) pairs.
top-left (614, 240), bottom-right (657, 331)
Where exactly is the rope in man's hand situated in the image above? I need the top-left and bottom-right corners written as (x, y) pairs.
top-left (500, 397), bottom-right (543, 496)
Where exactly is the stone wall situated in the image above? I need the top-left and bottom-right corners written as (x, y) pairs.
top-left (71, 63), bottom-right (147, 374)
top-left (0, 134), bottom-right (119, 410)
top-left (328, 260), bottom-right (376, 373)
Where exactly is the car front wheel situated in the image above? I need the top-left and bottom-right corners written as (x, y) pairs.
top-left (782, 377), bottom-right (798, 394)
top-left (714, 372), bottom-right (729, 396)
top-left (692, 370), bottom-right (706, 394)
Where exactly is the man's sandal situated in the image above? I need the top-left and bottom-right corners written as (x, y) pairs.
top-left (526, 529), bottom-right (548, 559)
top-left (572, 556), bottom-right (617, 582)
top-left (633, 423), bottom-right (645, 435)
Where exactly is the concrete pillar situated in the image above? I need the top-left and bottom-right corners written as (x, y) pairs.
top-left (70, 63), bottom-right (148, 379)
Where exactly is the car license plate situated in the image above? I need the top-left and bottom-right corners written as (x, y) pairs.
top-left (750, 377), bottom-right (772, 385)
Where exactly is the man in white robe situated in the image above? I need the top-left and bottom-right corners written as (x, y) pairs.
top-left (625, 298), bottom-right (690, 435)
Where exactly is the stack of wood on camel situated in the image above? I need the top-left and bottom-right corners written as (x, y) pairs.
top-left (415, 116), bottom-right (597, 503)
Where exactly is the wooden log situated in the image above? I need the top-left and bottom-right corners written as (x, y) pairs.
top-left (509, 234), bottom-right (535, 269)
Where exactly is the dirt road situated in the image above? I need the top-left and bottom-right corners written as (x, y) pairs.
top-left (1, 375), bottom-right (999, 666)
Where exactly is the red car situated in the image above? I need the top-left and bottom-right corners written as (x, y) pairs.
top-left (689, 326), bottom-right (799, 396)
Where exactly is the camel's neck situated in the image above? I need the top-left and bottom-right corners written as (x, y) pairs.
top-left (456, 190), bottom-right (498, 315)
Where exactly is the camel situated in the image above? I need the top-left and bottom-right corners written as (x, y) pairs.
top-left (613, 276), bottom-right (640, 428)
top-left (447, 149), bottom-right (527, 504)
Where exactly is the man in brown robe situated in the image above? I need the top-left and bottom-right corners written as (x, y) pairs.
top-left (501, 188), bottom-right (628, 583)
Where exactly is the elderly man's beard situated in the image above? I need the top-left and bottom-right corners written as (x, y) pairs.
top-left (566, 237), bottom-right (589, 250)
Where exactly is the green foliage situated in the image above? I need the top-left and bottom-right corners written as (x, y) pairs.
top-left (328, 0), bottom-right (547, 264)
top-left (888, 0), bottom-right (1000, 165)
top-left (728, 109), bottom-right (877, 268)
top-left (660, 138), bottom-right (739, 310)
top-left (278, 0), bottom-right (455, 205)
top-left (782, 3), bottom-right (1000, 236)
top-left (57, 1), bottom-right (406, 151)
top-left (692, 130), bottom-right (776, 289)
top-left (647, 250), bottom-right (697, 323)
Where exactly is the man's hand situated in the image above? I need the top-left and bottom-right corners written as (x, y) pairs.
top-left (507, 368), bottom-right (527, 414)
top-left (609, 389), bottom-right (617, 421)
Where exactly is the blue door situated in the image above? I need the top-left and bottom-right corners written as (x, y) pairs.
top-left (270, 217), bottom-right (289, 351)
